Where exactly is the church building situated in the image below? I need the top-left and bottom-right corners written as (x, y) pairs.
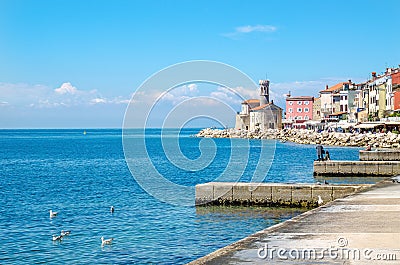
top-left (235, 80), bottom-right (282, 131)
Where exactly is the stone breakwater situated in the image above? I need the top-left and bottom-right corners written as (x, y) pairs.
top-left (196, 128), bottom-right (400, 148)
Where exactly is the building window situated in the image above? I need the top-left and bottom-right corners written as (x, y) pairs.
top-left (288, 108), bottom-right (293, 113)
top-left (304, 101), bottom-right (309, 105)
top-left (304, 108), bottom-right (309, 112)
top-left (340, 105), bottom-right (343, 111)
top-left (304, 115), bottom-right (309, 120)
top-left (297, 108), bottom-right (302, 112)
top-left (297, 116), bottom-right (302, 120)
top-left (345, 105), bottom-right (348, 112)
top-left (298, 101), bottom-right (302, 105)
top-left (289, 101), bottom-right (293, 105)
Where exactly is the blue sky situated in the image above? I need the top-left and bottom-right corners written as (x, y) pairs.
top-left (1, 0), bottom-right (399, 128)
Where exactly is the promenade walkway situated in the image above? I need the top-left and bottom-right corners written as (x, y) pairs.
top-left (189, 180), bottom-right (400, 264)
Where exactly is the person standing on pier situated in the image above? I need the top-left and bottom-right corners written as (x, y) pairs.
top-left (316, 145), bottom-right (324, 161)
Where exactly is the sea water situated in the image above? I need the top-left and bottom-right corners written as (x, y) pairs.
top-left (0, 129), bottom-right (364, 264)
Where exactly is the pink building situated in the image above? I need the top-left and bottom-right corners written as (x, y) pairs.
top-left (285, 96), bottom-right (314, 128)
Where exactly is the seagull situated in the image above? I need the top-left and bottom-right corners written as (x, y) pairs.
top-left (317, 195), bottom-right (323, 205)
top-left (101, 236), bottom-right (114, 246)
top-left (52, 234), bottom-right (63, 241)
top-left (61, 230), bottom-right (71, 236)
top-left (110, 206), bottom-right (114, 213)
top-left (49, 210), bottom-right (58, 218)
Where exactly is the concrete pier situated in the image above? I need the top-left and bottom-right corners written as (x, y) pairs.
top-left (195, 182), bottom-right (369, 207)
top-left (313, 160), bottom-right (400, 176)
top-left (188, 180), bottom-right (400, 264)
top-left (360, 149), bottom-right (400, 161)
top-left (314, 149), bottom-right (400, 176)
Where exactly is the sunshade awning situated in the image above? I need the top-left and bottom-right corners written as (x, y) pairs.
top-left (337, 123), bottom-right (356, 129)
top-left (354, 123), bottom-right (383, 129)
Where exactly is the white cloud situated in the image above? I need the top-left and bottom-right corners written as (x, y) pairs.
top-left (223, 24), bottom-right (277, 39)
top-left (109, 97), bottom-right (131, 104)
top-left (186, 97), bottom-right (221, 107)
top-left (156, 85), bottom-right (259, 108)
top-left (0, 82), bottom-right (131, 109)
top-left (54, 82), bottom-right (78, 94)
top-left (33, 99), bottom-right (69, 108)
top-left (210, 87), bottom-right (243, 105)
top-left (233, 86), bottom-right (259, 99)
top-left (159, 84), bottom-right (199, 105)
top-left (90, 98), bottom-right (107, 104)
top-left (235, 25), bottom-right (277, 33)
top-left (187, 83), bottom-right (198, 92)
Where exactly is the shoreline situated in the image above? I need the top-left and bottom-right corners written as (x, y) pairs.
top-left (188, 179), bottom-right (400, 264)
top-left (196, 128), bottom-right (400, 149)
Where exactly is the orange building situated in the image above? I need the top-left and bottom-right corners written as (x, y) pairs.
top-left (392, 72), bottom-right (400, 86)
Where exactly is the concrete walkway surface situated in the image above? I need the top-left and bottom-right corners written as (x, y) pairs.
top-left (188, 180), bottom-right (400, 264)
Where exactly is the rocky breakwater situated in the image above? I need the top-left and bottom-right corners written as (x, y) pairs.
top-left (196, 128), bottom-right (400, 148)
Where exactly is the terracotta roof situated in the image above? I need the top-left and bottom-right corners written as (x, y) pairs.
top-left (251, 103), bottom-right (276, 111)
top-left (242, 99), bottom-right (259, 104)
top-left (319, 82), bottom-right (346, 93)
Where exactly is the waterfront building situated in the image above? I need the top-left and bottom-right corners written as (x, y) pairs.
top-left (319, 81), bottom-right (353, 122)
top-left (394, 90), bottom-right (400, 111)
top-left (235, 80), bottom-right (283, 131)
top-left (367, 74), bottom-right (378, 118)
top-left (312, 96), bottom-right (321, 121)
top-left (352, 84), bottom-right (368, 122)
top-left (378, 82), bottom-right (386, 118)
top-left (367, 72), bottom-right (392, 119)
top-left (385, 68), bottom-right (394, 112)
top-left (284, 96), bottom-right (314, 128)
top-left (392, 71), bottom-right (400, 111)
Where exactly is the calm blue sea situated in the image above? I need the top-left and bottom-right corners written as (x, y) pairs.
top-left (0, 129), bottom-right (372, 264)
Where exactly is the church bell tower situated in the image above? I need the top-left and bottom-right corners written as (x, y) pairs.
top-left (259, 79), bottom-right (270, 106)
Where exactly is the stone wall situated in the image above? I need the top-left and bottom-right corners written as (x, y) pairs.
top-left (313, 160), bottom-right (400, 176)
top-left (195, 182), bottom-right (369, 208)
top-left (359, 150), bottom-right (400, 161)
top-left (196, 128), bottom-right (400, 148)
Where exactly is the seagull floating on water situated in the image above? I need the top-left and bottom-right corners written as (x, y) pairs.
top-left (101, 236), bottom-right (114, 246)
top-left (110, 206), bottom-right (115, 213)
top-left (317, 195), bottom-right (323, 205)
top-left (61, 230), bottom-right (71, 236)
top-left (49, 210), bottom-right (58, 218)
top-left (52, 234), bottom-right (63, 241)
